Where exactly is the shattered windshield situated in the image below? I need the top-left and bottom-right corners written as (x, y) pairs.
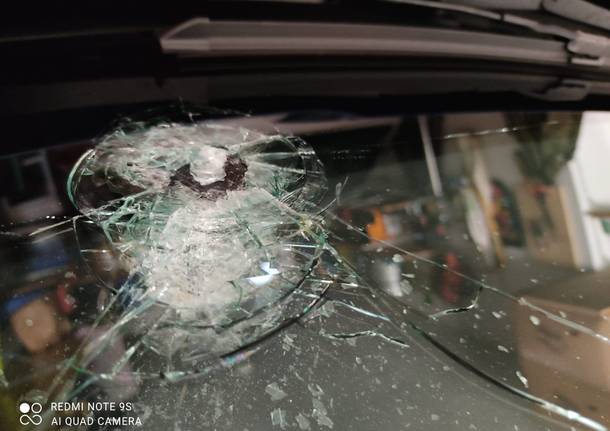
top-left (1, 107), bottom-right (610, 430)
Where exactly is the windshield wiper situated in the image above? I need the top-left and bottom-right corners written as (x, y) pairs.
top-left (161, 10), bottom-right (610, 70)
top-left (383, 0), bottom-right (610, 67)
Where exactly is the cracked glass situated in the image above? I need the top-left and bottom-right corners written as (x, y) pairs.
top-left (1, 108), bottom-right (610, 430)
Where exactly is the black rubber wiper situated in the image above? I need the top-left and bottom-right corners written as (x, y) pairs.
top-left (383, 0), bottom-right (610, 67)
top-left (161, 15), bottom-right (610, 70)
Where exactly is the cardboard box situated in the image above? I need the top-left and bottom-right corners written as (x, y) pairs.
top-left (514, 269), bottom-right (610, 426)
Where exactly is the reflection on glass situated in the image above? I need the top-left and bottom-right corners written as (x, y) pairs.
top-left (1, 108), bottom-right (610, 430)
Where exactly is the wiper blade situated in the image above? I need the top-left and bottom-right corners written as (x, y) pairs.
top-left (383, 0), bottom-right (610, 66)
top-left (161, 15), bottom-right (610, 69)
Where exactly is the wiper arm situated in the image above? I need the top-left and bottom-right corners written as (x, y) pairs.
top-left (433, 0), bottom-right (610, 33)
